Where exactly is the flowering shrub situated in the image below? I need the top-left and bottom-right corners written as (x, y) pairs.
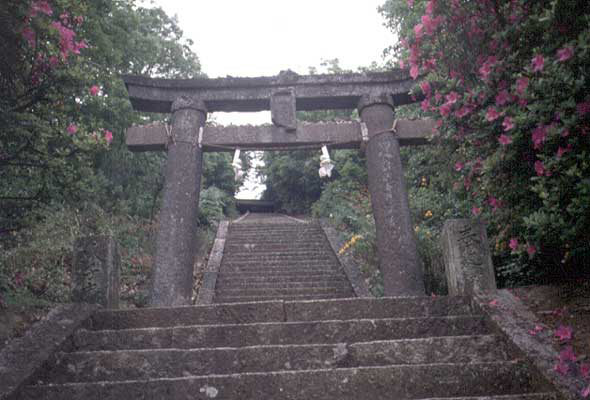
top-left (381, 0), bottom-right (590, 277)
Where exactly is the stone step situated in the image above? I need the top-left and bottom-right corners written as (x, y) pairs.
top-left (218, 267), bottom-right (342, 275)
top-left (223, 250), bottom-right (335, 258)
top-left (220, 260), bottom-right (338, 268)
top-left (216, 274), bottom-right (348, 282)
top-left (229, 225), bottom-right (319, 231)
top-left (216, 272), bottom-right (344, 279)
top-left (22, 361), bottom-right (554, 399)
top-left (215, 280), bottom-right (352, 290)
top-left (224, 244), bottom-right (328, 252)
top-left (227, 238), bottom-right (327, 245)
top-left (229, 229), bottom-right (321, 235)
top-left (41, 335), bottom-right (513, 383)
top-left (73, 315), bottom-right (490, 351)
top-left (214, 287), bottom-right (353, 298)
top-left (228, 234), bottom-right (327, 241)
top-left (88, 297), bottom-right (476, 331)
top-left (222, 255), bottom-right (336, 263)
top-left (214, 293), bottom-right (353, 303)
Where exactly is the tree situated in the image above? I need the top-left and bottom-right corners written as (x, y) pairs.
top-left (380, 0), bottom-right (590, 281)
top-left (0, 0), bottom-right (209, 232)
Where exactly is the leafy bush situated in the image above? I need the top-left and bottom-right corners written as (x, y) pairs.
top-left (380, 0), bottom-right (590, 282)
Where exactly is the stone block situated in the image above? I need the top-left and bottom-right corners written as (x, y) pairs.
top-left (270, 88), bottom-right (297, 131)
top-left (441, 219), bottom-right (496, 296)
top-left (73, 236), bottom-right (120, 308)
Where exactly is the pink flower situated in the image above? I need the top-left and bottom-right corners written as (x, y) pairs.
top-left (559, 346), bottom-right (576, 362)
top-left (420, 81), bottom-right (432, 96)
top-left (30, 1), bottom-right (53, 17)
top-left (455, 161), bottom-right (464, 171)
top-left (22, 27), bottom-right (36, 47)
top-left (486, 107), bottom-right (500, 121)
top-left (555, 325), bottom-right (573, 341)
top-left (509, 238), bottom-right (519, 251)
top-left (498, 134), bottom-right (513, 145)
top-left (407, 0), bottom-right (414, 8)
top-left (479, 62), bottom-right (492, 79)
top-left (561, 128), bottom-right (570, 137)
top-left (581, 363), bottom-right (590, 378)
top-left (556, 47), bottom-right (573, 62)
top-left (531, 54), bottom-right (544, 72)
top-left (425, 0), bottom-right (435, 15)
top-left (488, 196), bottom-right (500, 210)
top-left (455, 106), bottom-right (472, 118)
top-left (516, 77), bottom-right (529, 95)
top-left (445, 91), bottom-right (459, 104)
top-left (532, 125), bottom-right (547, 149)
top-left (529, 325), bottom-right (544, 335)
top-left (554, 361), bottom-right (569, 375)
top-left (439, 103), bottom-right (452, 117)
top-left (104, 130), bottom-right (113, 143)
top-left (488, 299), bottom-right (498, 306)
top-left (414, 23), bottom-right (424, 40)
top-left (495, 90), bottom-right (511, 106)
top-left (410, 65), bottom-right (419, 80)
top-left (472, 206), bottom-right (482, 216)
top-left (502, 117), bottom-right (514, 131)
top-left (527, 244), bottom-right (537, 257)
top-left (67, 124), bottom-right (77, 135)
top-left (556, 147), bottom-right (567, 158)
top-left (577, 101), bottom-right (590, 116)
top-left (534, 160), bottom-right (545, 176)
top-left (421, 99), bottom-right (430, 112)
top-left (582, 386), bottom-right (590, 398)
top-left (89, 85), bottom-right (100, 96)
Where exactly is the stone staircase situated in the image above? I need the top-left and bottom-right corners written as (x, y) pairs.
top-left (18, 297), bottom-right (558, 399)
top-left (13, 213), bottom-right (561, 399)
top-left (214, 213), bottom-right (354, 303)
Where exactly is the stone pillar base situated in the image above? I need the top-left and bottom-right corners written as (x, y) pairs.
top-left (441, 219), bottom-right (497, 296)
top-left (73, 235), bottom-right (120, 308)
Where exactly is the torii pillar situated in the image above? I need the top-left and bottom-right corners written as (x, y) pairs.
top-left (151, 96), bottom-right (207, 306)
top-left (359, 94), bottom-right (425, 296)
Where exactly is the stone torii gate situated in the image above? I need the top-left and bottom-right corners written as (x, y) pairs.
top-left (123, 70), bottom-right (435, 306)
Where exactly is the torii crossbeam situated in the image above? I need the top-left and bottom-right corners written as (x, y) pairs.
top-left (123, 70), bottom-right (431, 306)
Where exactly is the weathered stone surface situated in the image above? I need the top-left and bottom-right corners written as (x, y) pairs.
top-left (89, 301), bottom-right (285, 330)
top-left (319, 219), bottom-right (373, 298)
top-left (213, 217), bottom-right (355, 303)
top-left (270, 88), bottom-right (297, 131)
top-left (150, 97), bottom-right (207, 307)
top-left (196, 221), bottom-right (229, 305)
top-left (359, 94), bottom-right (425, 296)
top-left (21, 361), bottom-right (551, 400)
top-left (126, 119), bottom-right (433, 152)
top-left (474, 290), bottom-right (585, 400)
top-left (0, 304), bottom-right (98, 400)
top-left (41, 335), bottom-right (512, 383)
top-left (123, 70), bottom-right (416, 113)
top-left (72, 236), bottom-right (120, 308)
top-left (72, 315), bottom-right (489, 351)
top-left (442, 219), bottom-right (497, 295)
top-left (284, 296), bottom-right (475, 321)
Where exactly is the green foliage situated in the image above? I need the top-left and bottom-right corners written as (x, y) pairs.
top-left (0, 0), bottom-right (236, 307)
top-left (380, 0), bottom-right (590, 283)
top-left (260, 150), bottom-right (323, 214)
top-left (198, 186), bottom-right (238, 227)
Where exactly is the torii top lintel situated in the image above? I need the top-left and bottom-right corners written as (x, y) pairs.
top-left (123, 69), bottom-right (416, 114)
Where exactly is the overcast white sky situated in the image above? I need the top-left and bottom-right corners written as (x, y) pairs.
top-left (146, 0), bottom-right (395, 198)
top-left (148, 0), bottom-right (394, 124)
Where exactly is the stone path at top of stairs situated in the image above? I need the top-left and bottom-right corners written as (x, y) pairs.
top-left (213, 213), bottom-right (356, 303)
